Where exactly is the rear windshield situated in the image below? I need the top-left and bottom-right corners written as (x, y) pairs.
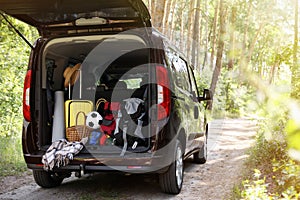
top-left (29, 8), bottom-right (139, 24)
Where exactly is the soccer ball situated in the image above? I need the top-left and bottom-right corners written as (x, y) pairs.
top-left (86, 111), bottom-right (103, 129)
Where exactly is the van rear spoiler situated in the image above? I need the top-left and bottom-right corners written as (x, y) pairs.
top-left (0, 13), bottom-right (34, 49)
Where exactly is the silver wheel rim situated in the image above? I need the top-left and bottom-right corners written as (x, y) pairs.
top-left (176, 146), bottom-right (183, 188)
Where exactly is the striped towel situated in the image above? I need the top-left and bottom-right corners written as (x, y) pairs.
top-left (42, 138), bottom-right (87, 171)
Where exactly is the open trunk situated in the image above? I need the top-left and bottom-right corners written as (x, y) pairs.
top-left (0, 0), bottom-right (151, 37)
top-left (38, 33), bottom-right (155, 157)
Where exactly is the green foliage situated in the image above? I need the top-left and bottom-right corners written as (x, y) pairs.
top-left (273, 159), bottom-right (300, 196)
top-left (240, 145), bottom-right (300, 199)
top-left (291, 81), bottom-right (300, 100)
top-left (203, 67), bottom-right (256, 118)
top-left (285, 103), bottom-right (300, 161)
top-left (195, 67), bottom-right (212, 95)
top-left (232, 117), bottom-right (300, 199)
top-left (241, 170), bottom-right (270, 199)
top-left (229, 59), bottom-right (300, 198)
top-left (0, 136), bottom-right (27, 176)
top-left (0, 15), bottom-right (38, 176)
top-left (286, 119), bottom-right (300, 152)
top-left (0, 15), bottom-right (37, 137)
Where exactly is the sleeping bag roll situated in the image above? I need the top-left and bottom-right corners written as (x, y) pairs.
top-left (52, 91), bottom-right (65, 142)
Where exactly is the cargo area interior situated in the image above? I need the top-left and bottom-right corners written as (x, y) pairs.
top-left (40, 34), bottom-right (154, 156)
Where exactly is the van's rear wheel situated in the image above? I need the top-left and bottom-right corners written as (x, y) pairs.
top-left (159, 140), bottom-right (184, 194)
top-left (33, 170), bottom-right (64, 188)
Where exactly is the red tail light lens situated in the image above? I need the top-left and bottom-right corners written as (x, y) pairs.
top-left (23, 70), bottom-right (32, 121)
top-left (156, 66), bottom-right (171, 120)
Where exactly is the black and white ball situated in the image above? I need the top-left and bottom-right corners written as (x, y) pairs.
top-left (86, 112), bottom-right (103, 129)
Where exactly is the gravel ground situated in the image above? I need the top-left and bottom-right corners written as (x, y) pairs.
top-left (0, 118), bottom-right (257, 200)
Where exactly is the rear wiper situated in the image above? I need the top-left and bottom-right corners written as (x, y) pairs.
top-left (0, 13), bottom-right (34, 50)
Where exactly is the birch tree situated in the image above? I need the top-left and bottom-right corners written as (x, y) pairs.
top-left (210, 1), bottom-right (219, 69)
top-left (208, 0), bottom-right (226, 110)
top-left (150, 0), bottom-right (167, 32)
top-left (191, 0), bottom-right (201, 67)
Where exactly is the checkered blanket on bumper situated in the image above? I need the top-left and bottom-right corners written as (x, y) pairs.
top-left (42, 138), bottom-right (87, 171)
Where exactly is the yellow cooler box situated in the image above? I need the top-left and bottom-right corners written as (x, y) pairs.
top-left (65, 100), bottom-right (93, 128)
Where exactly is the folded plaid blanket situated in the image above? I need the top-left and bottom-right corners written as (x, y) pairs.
top-left (42, 138), bottom-right (87, 171)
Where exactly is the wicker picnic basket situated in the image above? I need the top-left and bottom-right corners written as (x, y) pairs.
top-left (66, 111), bottom-right (91, 142)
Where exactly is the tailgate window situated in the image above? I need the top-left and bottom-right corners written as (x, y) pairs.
top-left (30, 8), bottom-right (139, 24)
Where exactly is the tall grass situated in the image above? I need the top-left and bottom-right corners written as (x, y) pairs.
top-left (0, 134), bottom-right (27, 177)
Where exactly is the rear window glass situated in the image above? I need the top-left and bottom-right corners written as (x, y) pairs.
top-left (123, 78), bottom-right (142, 89)
top-left (29, 8), bottom-right (139, 24)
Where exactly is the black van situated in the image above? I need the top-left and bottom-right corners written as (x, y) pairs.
top-left (0, 0), bottom-right (211, 194)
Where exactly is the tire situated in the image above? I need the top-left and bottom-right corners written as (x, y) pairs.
top-left (159, 140), bottom-right (184, 194)
top-left (33, 170), bottom-right (64, 188)
top-left (193, 131), bottom-right (207, 164)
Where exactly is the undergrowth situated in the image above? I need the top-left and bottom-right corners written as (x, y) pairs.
top-left (230, 120), bottom-right (300, 199)
top-left (0, 135), bottom-right (27, 177)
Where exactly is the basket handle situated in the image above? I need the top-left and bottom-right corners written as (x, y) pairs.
top-left (96, 98), bottom-right (107, 110)
top-left (75, 111), bottom-right (86, 126)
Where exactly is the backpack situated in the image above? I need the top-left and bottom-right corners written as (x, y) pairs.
top-left (114, 98), bottom-right (148, 150)
top-left (96, 98), bottom-right (120, 137)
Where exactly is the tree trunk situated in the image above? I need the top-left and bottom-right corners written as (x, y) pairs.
top-left (210, 1), bottom-right (219, 69)
top-left (292, 0), bottom-right (299, 98)
top-left (208, 0), bottom-right (226, 110)
top-left (151, 0), bottom-right (167, 32)
top-left (162, 0), bottom-right (172, 34)
top-left (245, 23), bottom-right (264, 65)
top-left (170, 0), bottom-right (178, 42)
top-left (269, 63), bottom-right (278, 84)
top-left (228, 6), bottom-right (236, 70)
top-left (191, 0), bottom-right (201, 67)
top-left (179, 3), bottom-right (186, 50)
top-left (186, 0), bottom-right (196, 63)
top-left (150, 0), bottom-right (156, 19)
top-left (198, 11), bottom-right (203, 69)
top-left (242, 1), bottom-right (252, 59)
top-left (202, 0), bottom-right (209, 69)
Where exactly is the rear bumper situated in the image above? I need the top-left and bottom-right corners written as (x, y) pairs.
top-left (24, 135), bottom-right (177, 174)
top-left (24, 152), bottom-right (171, 174)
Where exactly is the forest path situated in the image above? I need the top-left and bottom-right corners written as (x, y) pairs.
top-left (0, 119), bottom-right (257, 200)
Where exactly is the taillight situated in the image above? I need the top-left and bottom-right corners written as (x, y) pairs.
top-left (23, 70), bottom-right (32, 121)
top-left (156, 66), bottom-right (171, 120)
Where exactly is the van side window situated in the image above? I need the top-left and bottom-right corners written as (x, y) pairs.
top-left (173, 57), bottom-right (191, 91)
top-left (187, 66), bottom-right (199, 98)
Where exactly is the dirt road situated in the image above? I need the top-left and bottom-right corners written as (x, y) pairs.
top-left (0, 119), bottom-right (257, 200)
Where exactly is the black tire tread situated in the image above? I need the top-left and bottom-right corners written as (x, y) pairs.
top-left (193, 150), bottom-right (207, 164)
top-left (159, 141), bottom-right (183, 194)
top-left (33, 170), bottom-right (63, 188)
